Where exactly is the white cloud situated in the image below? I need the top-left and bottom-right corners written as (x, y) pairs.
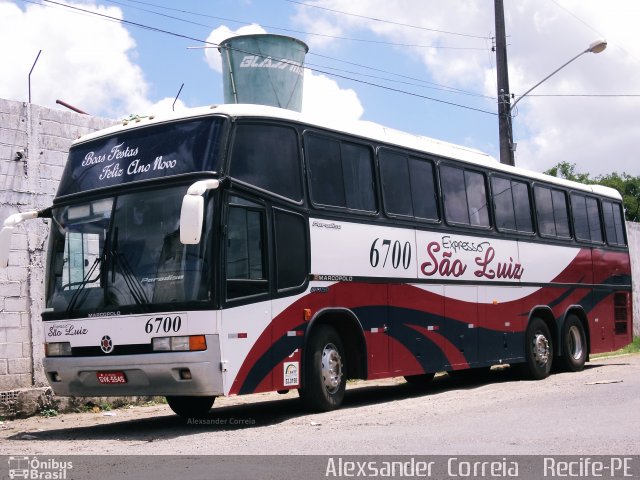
top-left (143, 97), bottom-right (187, 115)
top-left (0, 1), bottom-right (152, 118)
top-left (291, 0), bottom-right (640, 175)
top-left (302, 70), bottom-right (363, 122)
top-left (204, 24), bottom-right (267, 73)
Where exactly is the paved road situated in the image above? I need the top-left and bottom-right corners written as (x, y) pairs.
top-left (1, 354), bottom-right (639, 457)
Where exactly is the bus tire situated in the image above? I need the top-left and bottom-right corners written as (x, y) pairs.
top-left (166, 395), bottom-right (215, 418)
top-left (521, 317), bottom-right (553, 380)
top-left (559, 314), bottom-right (587, 372)
top-left (300, 325), bottom-right (346, 412)
top-left (404, 373), bottom-right (435, 386)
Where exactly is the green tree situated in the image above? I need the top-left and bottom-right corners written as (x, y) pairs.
top-left (544, 162), bottom-right (640, 222)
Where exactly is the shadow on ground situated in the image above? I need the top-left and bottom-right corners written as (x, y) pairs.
top-left (6, 361), bottom-right (623, 443)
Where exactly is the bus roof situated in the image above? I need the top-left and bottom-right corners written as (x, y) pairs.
top-left (73, 103), bottom-right (622, 201)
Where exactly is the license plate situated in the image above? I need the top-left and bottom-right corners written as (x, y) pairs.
top-left (96, 371), bottom-right (127, 384)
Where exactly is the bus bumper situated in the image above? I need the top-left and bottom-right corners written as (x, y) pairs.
top-left (42, 335), bottom-right (223, 397)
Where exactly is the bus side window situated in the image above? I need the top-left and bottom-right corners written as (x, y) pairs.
top-left (226, 198), bottom-right (269, 300)
top-left (441, 164), bottom-right (490, 227)
top-left (306, 134), bottom-right (345, 208)
top-left (492, 176), bottom-right (533, 233)
top-left (379, 149), bottom-right (439, 221)
top-left (409, 156), bottom-right (439, 221)
top-left (274, 209), bottom-right (308, 291)
top-left (571, 193), bottom-right (603, 243)
top-left (305, 133), bottom-right (376, 212)
top-left (602, 200), bottom-right (627, 246)
top-left (230, 123), bottom-right (302, 202)
top-left (534, 185), bottom-right (571, 239)
top-left (341, 142), bottom-right (376, 212)
top-left (379, 149), bottom-right (412, 216)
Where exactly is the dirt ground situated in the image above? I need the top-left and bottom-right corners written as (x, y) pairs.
top-left (1, 354), bottom-right (639, 456)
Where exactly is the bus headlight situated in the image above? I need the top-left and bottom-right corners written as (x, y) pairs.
top-left (152, 335), bottom-right (207, 352)
top-left (45, 342), bottom-right (72, 356)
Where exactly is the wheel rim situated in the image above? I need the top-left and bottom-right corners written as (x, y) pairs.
top-left (321, 343), bottom-right (342, 394)
top-left (568, 325), bottom-right (584, 360)
top-left (532, 332), bottom-right (550, 366)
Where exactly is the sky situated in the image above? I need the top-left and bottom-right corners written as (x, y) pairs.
top-left (1, 0), bottom-right (639, 176)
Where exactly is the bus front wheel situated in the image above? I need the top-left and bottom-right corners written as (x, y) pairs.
top-left (559, 315), bottom-right (587, 372)
top-left (166, 395), bottom-right (215, 418)
top-left (522, 317), bottom-right (553, 380)
top-left (300, 325), bottom-right (346, 411)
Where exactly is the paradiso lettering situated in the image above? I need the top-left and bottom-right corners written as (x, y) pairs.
top-left (420, 236), bottom-right (524, 280)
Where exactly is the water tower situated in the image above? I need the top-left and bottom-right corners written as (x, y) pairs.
top-left (218, 34), bottom-right (309, 112)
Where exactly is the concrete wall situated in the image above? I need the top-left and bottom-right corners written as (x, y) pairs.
top-left (0, 97), bottom-right (638, 411)
top-left (628, 222), bottom-right (640, 337)
top-left (0, 99), bottom-right (115, 402)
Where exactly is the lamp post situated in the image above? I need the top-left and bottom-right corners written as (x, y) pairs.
top-left (502, 39), bottom-right (607, 166)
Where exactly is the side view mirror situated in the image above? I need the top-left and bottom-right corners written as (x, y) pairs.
top-left (179, 179), bottom-right (219, 245)
top-left (0, 210), bottom-right (43, 268)
top-left (180, 195), bottom-right (204, 244)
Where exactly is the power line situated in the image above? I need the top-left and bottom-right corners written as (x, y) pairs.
top-left (308, 51), bottom-right (495, 99)
top-left (284, 0), bottom-right (491, 40)
top-left (110, 0), bottom-right (493, 99)
top-left (303, 60), bottom-right (494, 99)
top-left (29, 0), bottom-right (498, 116)
top-left (307, 65), bottom-right (498, 115)
top-left (108, 0), bottom-right (487, 50)
top-left (527, 94), bottom-right (640, 97)
top-left (548, 0), bottom-right (604, 38)
top-left (548, 0), bottom-right (640, 65)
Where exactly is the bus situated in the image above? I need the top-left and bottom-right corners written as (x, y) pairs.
top-left (0, 103), bottom-right (632, 417)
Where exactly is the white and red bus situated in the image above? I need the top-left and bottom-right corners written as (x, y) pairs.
top-left (1, 104), bottom-right (632, 416)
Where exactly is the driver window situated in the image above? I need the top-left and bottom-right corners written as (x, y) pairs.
top-left (226, 196), bottom-right (268, 300)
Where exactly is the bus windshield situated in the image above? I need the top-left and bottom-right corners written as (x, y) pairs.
top-left (45, 185), bottom-right (214, 315)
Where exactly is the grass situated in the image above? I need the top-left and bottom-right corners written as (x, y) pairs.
top-left (592, 336), bottom-right (640, 358)
top-left (617, 336), bottom-right (640, 354)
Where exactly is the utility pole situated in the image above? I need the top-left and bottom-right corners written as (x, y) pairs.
top-left (494, 0), bottom-right (514, 166)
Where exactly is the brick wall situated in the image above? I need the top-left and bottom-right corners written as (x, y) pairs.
top-left (0, 99), bottom-right (115, 392)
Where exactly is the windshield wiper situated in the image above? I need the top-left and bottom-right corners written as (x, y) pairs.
top-left (66, 258), bottom-right (102, 313)
top-left (109, 228), bottom-right (149, 306)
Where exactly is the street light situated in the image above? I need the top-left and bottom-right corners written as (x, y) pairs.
top-left (505, 39), bottom-right (607, 165)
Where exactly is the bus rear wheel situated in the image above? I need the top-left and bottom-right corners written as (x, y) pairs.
top-left (166, 395), bottom-right (215, 418)
top-left (559, 315), bottom-right (587, 372)
top-left (300, 325), bottom-right (346, 412)
top-left (521, 317), bottom-right (553, 380)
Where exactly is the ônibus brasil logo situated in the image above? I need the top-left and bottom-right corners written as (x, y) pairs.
top-left (8, 456), bottom-right (73, 479)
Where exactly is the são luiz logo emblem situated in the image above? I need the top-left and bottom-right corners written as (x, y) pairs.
top-left (100, 335), bottom-right (114, 354)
